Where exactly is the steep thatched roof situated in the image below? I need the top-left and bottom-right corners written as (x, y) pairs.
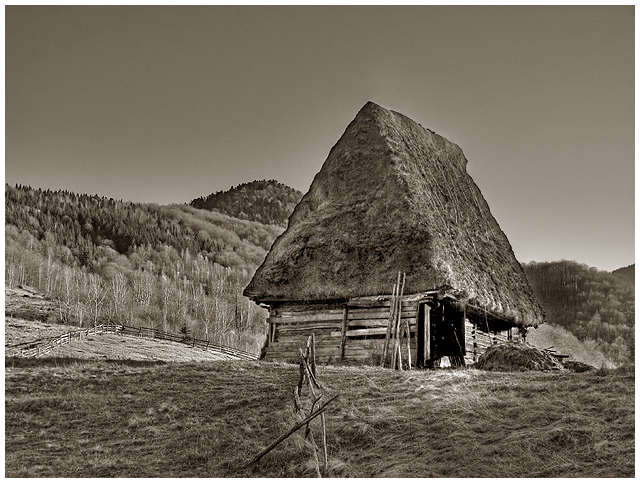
top-left (244, 102), bottom-right (544, 327)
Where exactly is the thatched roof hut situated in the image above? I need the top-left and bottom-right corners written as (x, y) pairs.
top-left (245, 101), bottom-right (543, 330)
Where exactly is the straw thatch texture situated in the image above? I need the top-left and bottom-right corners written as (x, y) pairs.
top-left (244, 102), bottom-right (544, 327)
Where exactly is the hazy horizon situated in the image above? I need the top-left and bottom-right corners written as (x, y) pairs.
top-left (5, 6), bottom-right (634, 272)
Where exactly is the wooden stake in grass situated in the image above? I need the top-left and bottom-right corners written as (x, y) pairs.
top-left (298, 348), bottom-right (328, 474)
top-left (246, 395), bottom-right (338, 467)
top-left (251, 339), bottom-right (335, 475)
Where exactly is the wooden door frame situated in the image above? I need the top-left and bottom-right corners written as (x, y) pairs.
top-left (417, 302), bottom-right (431, 367)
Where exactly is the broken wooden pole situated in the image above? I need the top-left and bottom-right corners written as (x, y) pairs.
top-left (299, 348), bottom-right (322, 390)
top-left (292, 387), bottom-right (321, 475)
top-left (298, 348), bottom-right (328, 472)
top-left (247, 395), bottom-right (339, 467)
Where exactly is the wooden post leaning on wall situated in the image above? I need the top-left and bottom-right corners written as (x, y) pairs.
top-left (340, 305), bottom-right (348, 361)
top-left (398, 273), bottom-right (406, 370)
top-left (390, 293), bottom-right (399, 370)
top-left (381, 281), bottom-right (398, 367)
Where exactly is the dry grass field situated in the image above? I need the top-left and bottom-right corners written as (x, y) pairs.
top-left (6, 317), bottom-right (233, 362)
top-left (5, 285), bottom-right (237, 362)
top-left (5, 355), bottom-right (634, 478)
top-left (5, 317), bottom-right (71, 347)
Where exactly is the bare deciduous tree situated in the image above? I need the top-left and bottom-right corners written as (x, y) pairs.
top-left (87, 273), bottom-right (107, 327)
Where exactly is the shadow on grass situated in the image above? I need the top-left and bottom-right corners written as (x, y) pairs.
top-left (5, 356), bottom-right (168, 369)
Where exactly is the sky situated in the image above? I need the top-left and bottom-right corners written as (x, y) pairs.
top-left (4, 6), bottom-right (635, 272)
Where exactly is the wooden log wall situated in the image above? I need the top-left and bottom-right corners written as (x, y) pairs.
top-left (264, 307), bottom-right (342, 363)
top-left (264, 301), bottom-right (418, 364)
top-left (464, 319), bottom-right (511, 366)
top-left (265, 302), bottom-right (513, 366)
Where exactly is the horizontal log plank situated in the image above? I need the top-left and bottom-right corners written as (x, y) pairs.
top-left (347, 300), bottom-right (422, 308)
top-left (347, 319), bottom-right (390, 328)
top-left (270, 346), bottom-right (340, 355)
top-left (270, 340), bottom-right (340, 349)
top-left (346, 318), bottom-right (416, 328)
top-left (266, 345), bottom-right (341, 354)
top-left (264, 350), bottom-right (341, 360)
top-left (273, 347), bottom-right (342, 356)
top-left (278, 328), bottom-right (417, 340)
top-left (275, 308), bottom-right (344, 317)
top-left (347, 309), bottom-right (417, 319)
top-left (345, 339), bottom-right (416, 349)
top-left (343, 340), bottom-right (386, 349)
top-left (272, 336), bottom-right (338, 344)
top-left (273, 319), bottom-right (341, 326)
top-left (348, 313), bottom-right (417, 322)
top-left (268, 314), bottom-right (343, 324)
top-left (265, 351), bottom-right (373, 362)
top-left (277, 324), bottom-right (338, 333)
top-left (333, 328), bottom-right (416, 338)
top-left (329, 327), bottom-right (388, 337)
top-left (342, 347), bottom-right (385, 355)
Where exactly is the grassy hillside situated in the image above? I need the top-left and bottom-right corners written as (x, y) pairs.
top-left (6, 318), bottom-right (233, 363)
top-left (5, 357), bottom-right (634, 477)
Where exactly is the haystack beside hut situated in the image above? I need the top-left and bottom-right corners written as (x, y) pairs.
top-left (244, 101), bottom-right (544, 367)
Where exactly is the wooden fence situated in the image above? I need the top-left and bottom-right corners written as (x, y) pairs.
top-left (8, 324), bottom-right (257, 361)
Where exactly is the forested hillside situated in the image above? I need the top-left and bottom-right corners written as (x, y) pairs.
top-left (522, 261), bottom-right (634, 365)
top-left (5, 184), bottom-right (286, 353)
top-left (190, 179), bottom-right (302, 227)
top-left (6, 183), bottom-right (635, 365)
top-left (612, 264), bottom-right (634, 286)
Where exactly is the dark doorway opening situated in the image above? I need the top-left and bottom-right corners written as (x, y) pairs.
top-left (429, 300), bottom-right (466, 367)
